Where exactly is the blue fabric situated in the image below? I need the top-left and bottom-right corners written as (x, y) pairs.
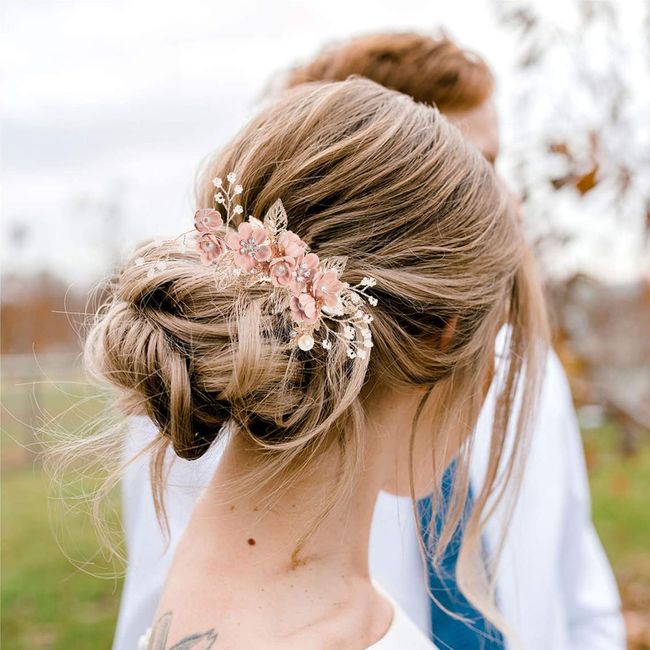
top-left (417, 462), bottom-right (505, 650)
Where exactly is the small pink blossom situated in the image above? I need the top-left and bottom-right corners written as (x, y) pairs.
top-left (290, 292), bottom-right (319, 325)
top-left (197, 233), bottom-right (225, 265)
top-left (194, 209), bottom-right (223, 233)
top-left (225, 222), bottom-right (271, 272)
top-left (269, 255), bottom-right (296, 287)
top-left (291, 253), bottom-right (320, 292)
top-left (277, 230), bottom-right (307, 258)
top-left (311, 270), bottom-right (344, 309)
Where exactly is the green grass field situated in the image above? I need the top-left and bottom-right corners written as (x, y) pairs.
top-left (2, 376), bottom-right (123, 649)
top-left (2, 379), bottom-right (649, 649)
top-left (2, 470), bottom-right (123, 649)
top-left (583, 424), bottom-right (650, 630)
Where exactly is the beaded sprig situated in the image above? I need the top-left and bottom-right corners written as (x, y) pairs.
top-left (189, 172), bottom-right (376, 356)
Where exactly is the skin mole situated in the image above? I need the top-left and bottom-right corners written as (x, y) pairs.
top-left (247, 537), bottom-right (256, 546)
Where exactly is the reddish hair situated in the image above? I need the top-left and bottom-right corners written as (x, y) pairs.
top-left (285, 32), bottom-right (495, 112)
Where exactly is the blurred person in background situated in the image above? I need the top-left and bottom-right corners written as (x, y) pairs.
top-left (114, 33), bottom-right (624, 650)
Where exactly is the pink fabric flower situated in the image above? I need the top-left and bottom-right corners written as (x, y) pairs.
top-left (197, 233), bottom-right (225, 265)
top-left (269, 255), bottom-right (296, 287)
top-left (291, 253), bottom-right (320, 292)
top-left (194, 209), bottom-right (223, 233)
top-left (277, 230), bottom-right (307, 258)
top-left (290, 292), bottom-right (319, 325)
top-left (311, 270), bottom-right (344, 309)
top-left (225, 222), bottom-right (271, 272)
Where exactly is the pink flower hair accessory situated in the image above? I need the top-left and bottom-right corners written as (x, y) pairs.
top-left (269, 255), bottom-right (297, 287)
top-left (225, 222), bottom-right (272, 272)
top-left (194, 209), bottom-right (223, 232)
top-left (291, 253), bottom-right (320, 293)
top-left (277, 230), bottom-right (308, 258)
top-left (311, 270), bottom-right (345, 309)
top-left (290, 292), bottom-right (319, 325)
top-left (197, 232), bottom-right (226, 266)
top-left (136, 172), bottom-right (377, 357)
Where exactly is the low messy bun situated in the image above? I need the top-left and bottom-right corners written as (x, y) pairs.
top-left (86, 237), bottom-right (367, 464)
top-left (86, 248), bottom-right (227, 460)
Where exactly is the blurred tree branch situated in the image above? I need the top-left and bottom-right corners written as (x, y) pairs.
top-left (491, 0), bottom-right (650, 277)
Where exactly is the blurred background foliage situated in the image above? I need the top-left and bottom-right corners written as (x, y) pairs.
top-left (2, 0), bottom-right (649, 648)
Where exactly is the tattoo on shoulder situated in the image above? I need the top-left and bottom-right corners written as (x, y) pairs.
top-left (144, 611), bottom-right (218, 649)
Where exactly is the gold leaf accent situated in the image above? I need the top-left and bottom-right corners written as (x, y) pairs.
top-left (263, 199), bottom-right (289, 236)
top-left (321, 255), bottom-right (348, 275)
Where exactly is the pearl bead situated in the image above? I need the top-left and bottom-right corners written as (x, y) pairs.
top-left (297, 333), bottom-right (315, 351)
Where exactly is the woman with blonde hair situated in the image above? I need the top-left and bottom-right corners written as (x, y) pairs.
top-left (88, 78), bottom-right (547, 648)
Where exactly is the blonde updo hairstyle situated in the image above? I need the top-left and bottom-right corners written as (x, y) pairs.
top-left (84, 79), bottom-right (547, 636)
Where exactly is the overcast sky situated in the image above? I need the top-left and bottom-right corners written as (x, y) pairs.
top-left (1, 0), bottom-right (648, 285)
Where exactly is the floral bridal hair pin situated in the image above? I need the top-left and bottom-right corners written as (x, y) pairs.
top-left (142, 172), bottom-right (378, 357)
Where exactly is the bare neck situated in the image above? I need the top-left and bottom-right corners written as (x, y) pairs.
top-left (187, 433), bottom-right (387, 583)
top-left (185, 387), bottom-right (429, 581)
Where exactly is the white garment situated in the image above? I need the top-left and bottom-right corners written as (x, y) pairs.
top-left (113, 350), bottom-right (625, 650)
top-left (368, 589), bottom-right (437, 649)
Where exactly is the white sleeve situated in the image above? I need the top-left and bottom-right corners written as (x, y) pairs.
top-left (553, 357), bottom-right (627, 650)
top-left (112, 418), bottom-right (221, 650)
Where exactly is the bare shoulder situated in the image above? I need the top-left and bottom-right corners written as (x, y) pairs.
top-left (141, 581), bottom-right (392, 650)
top-left (141, 595), bottom-right (287, 650)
